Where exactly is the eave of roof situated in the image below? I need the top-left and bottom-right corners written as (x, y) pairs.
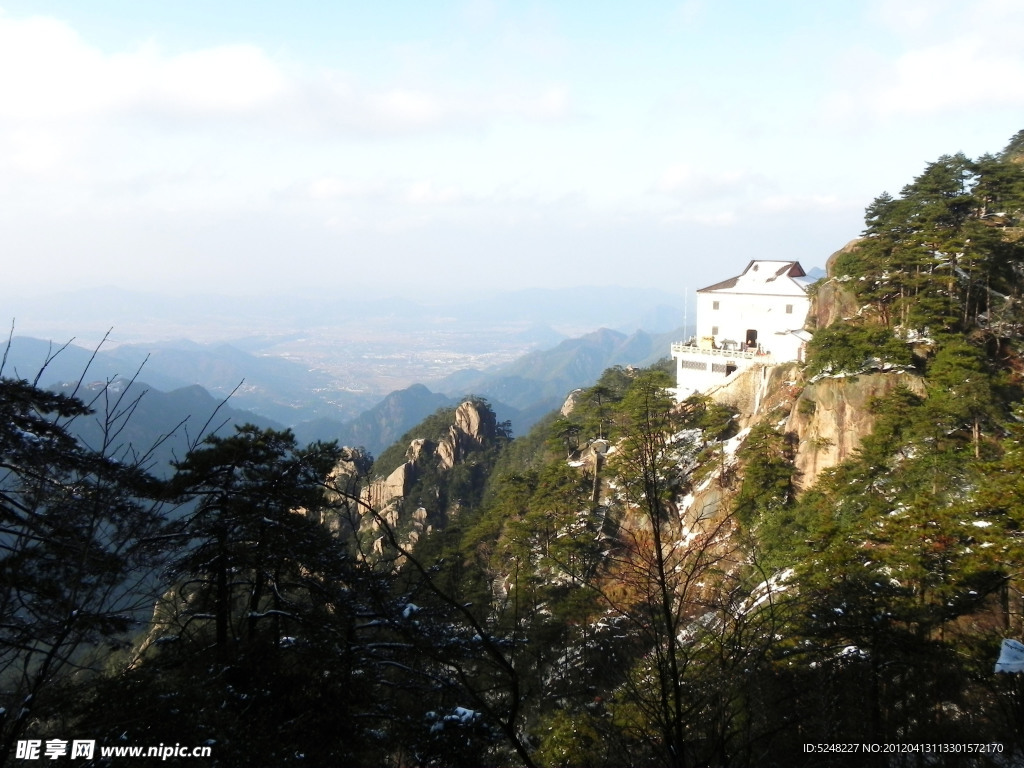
top-left (697, 275), bottom-right (740, 292)
top-left (697, 260), bottom-right (807, 293)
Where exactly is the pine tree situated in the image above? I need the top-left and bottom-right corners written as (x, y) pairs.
top-left (165, 425), bottom-right (344, 660)
top-left (0, 378), bottom-right (170, 763)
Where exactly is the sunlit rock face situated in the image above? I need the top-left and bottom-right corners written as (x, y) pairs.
top-left (333, 399), bottom-right (500, 557)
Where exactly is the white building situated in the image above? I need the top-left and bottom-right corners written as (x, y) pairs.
top-left (672, 260), bottom-right (814, 400)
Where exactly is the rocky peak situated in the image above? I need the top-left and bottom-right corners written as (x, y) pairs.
top-left (407, 437), bottom-right (435, 463)
top-left (454, 399), bottom-right (497, 444)
top-left (347, 398), bottom-right (503, 556)
top-left (560, 389), bottom-right (583, 417)
top-left (807, 239), bottom-right (863, 329)
top-left (439, 400), bottom-right (498, 470)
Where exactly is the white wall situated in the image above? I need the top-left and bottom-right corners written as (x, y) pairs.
top-left (672, 348), bottom-right (762, 400)
top-left (694, 290), bottom-right (809, 361)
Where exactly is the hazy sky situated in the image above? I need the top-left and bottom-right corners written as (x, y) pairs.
top-left (1, 0), bottom-right (1022, 301)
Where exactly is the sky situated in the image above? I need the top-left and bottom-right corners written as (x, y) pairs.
top-left (1, 0), bottom-right (1022, 302)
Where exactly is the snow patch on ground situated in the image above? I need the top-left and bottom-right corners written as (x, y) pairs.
top-left (721, 428), bottom-right (751, 459)
top-left (809, 361), bottom-right (914, 383)
top-left (741, 568), bottom-right (795, 616)
top-left (427, 706), bottom-right (480, 733)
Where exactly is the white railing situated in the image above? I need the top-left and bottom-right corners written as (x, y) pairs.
top-left (670, 342), bottom-right (764, 360)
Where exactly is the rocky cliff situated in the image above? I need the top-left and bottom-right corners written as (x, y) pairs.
top-left (336, 244), bottom-right (919, 565)
top-left (340, 398), bottom-right (504, 555)
top-left (787, 371), bottom-right (926, 486)
top-left (809, 239), bottom-right (863, 329)
top-left (695, 361), bottom-right (925, 491)
top-left (667, 250), bottom-right (927, 526)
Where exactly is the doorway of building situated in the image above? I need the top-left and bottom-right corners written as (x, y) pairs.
top-left (745, 329), bottom-right (758, 348)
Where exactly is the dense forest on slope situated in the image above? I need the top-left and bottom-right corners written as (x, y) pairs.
top-left (3, 131), bottom-right (1024, 767)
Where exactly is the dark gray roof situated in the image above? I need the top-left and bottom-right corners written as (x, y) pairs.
top-left (697, 260), bottom-right (805, 293)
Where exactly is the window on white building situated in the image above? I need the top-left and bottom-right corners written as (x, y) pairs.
top-left (712, 301), bottom-right (720, 310)
top-left (711, 326), bottom-right (719, 335)
top-left (785, 304), bottom-right (793, 314)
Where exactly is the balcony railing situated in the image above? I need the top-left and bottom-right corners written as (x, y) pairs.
top-left (671, 342), bottom-right (765, 360)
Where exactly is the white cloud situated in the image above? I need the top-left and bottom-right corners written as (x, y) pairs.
top-left (756, 194), bottom-right (849, 214)
top-left (307, 177), bottom-right (370, 200)
top-left (0, 13), bottom-right (111, 119)
top-left (869, 0), bottom-right (1024, 42)
top-left (142, 44), bottom-right (287, 115)
top-left (365, 89), bottom-right (446, 129)
top-left (868, 0), bottom-right (957, 38)
top-left (490, 85), bottom-right (570, 121)
top-left (5, 129), bottom-right (66, 173)
top-left (0, 14), bottom-right (285, 120)
top-left (304, 80), bottom-right (572, 135)
top-left (873, 38), bottom-right (1024, 115)
top-left (664, 209), bottom-right (738, 226)
top-left (655, 164), bottom-right (769, 200)
top-left (0, 10), bottom-right (573, 147)
top-left (827, 0), bottom-right (1024, 119)
top-left (404, 180), bottom-right (463, 206)
top-left (303, 176), bottom-right (466, 207)
top-left (659, 191), bottom-right (857, 230)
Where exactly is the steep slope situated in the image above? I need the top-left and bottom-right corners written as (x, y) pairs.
top-left (105, 340), bottom-right (374, 423)
top-left (435, 326), bottom-right (685, 424)
top-left (697, 360), bottom-right (927, 490)
top-left (52, 378), bottom-right (284, 476)
top-left (305, 383), bottom-right (455, 456)
top-left (43, 130), bottom-right (1024, 768)
top-left (333, 399), bottom-right (510, 556)
top-left (3, 335), bottom-right (375, 425)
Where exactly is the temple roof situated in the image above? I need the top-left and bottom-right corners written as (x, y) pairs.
top-left (697, 260), bottom-right (810, 295)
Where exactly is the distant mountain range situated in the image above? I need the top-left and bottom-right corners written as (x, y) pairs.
top-left (293, 383), bottom-right (454, 456)
top-left (435, 325), bottom-right (686, 428)
top-left (49, 378), bottom-right (283, 477)
top-left (2, 335), bottom-right (377, 425)
top-left (3, 322), bottom-right (690, 460)
top-left (298, 325), bottom-right (688, 454)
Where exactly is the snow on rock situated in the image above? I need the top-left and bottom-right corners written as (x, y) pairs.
top-left (427, 706), bottom-right (481, 733)
top-left (742, 568), bottom-right (795, 615)
top-left (721, 428), bottom-right (751, 459)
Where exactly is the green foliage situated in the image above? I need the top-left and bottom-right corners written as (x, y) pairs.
top-left (366, 398), bottom-right (512, 564)
top-left (533, 708), bottom-right (609, 768)
top-left (488, 410), bottom-right (560, 481)
top-left (371, 404), bottom-right (459, 478)
top-left (0, 377), bottom-right (170, 762)
top-left (733, 419), bottom-right (796, 526)
top-left (1002, 128), bottom-right (1024, 161)
top-left (567, 365), bottom-right (634, 443)
top-left (679, 392), bottom-right (738, 442)
top-left (167, 425), bottom-right (344, 657)
top-left (759, 339), bottom-right (1018, 753)
top-left (70, 420), bottom-right (516, 766)
top-left (610, 369), bottom-right (687, 520)
top-left (17, 124), bottom-right (1024, 765)
top-left (832, 142), bottom-right (1024, 335)
top-left (759, 135), bottom-right (1024, 747)
top-left (924, 339), bottom-right (1003, 457)
top-left (804, 321), bottom-right (913, 376)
